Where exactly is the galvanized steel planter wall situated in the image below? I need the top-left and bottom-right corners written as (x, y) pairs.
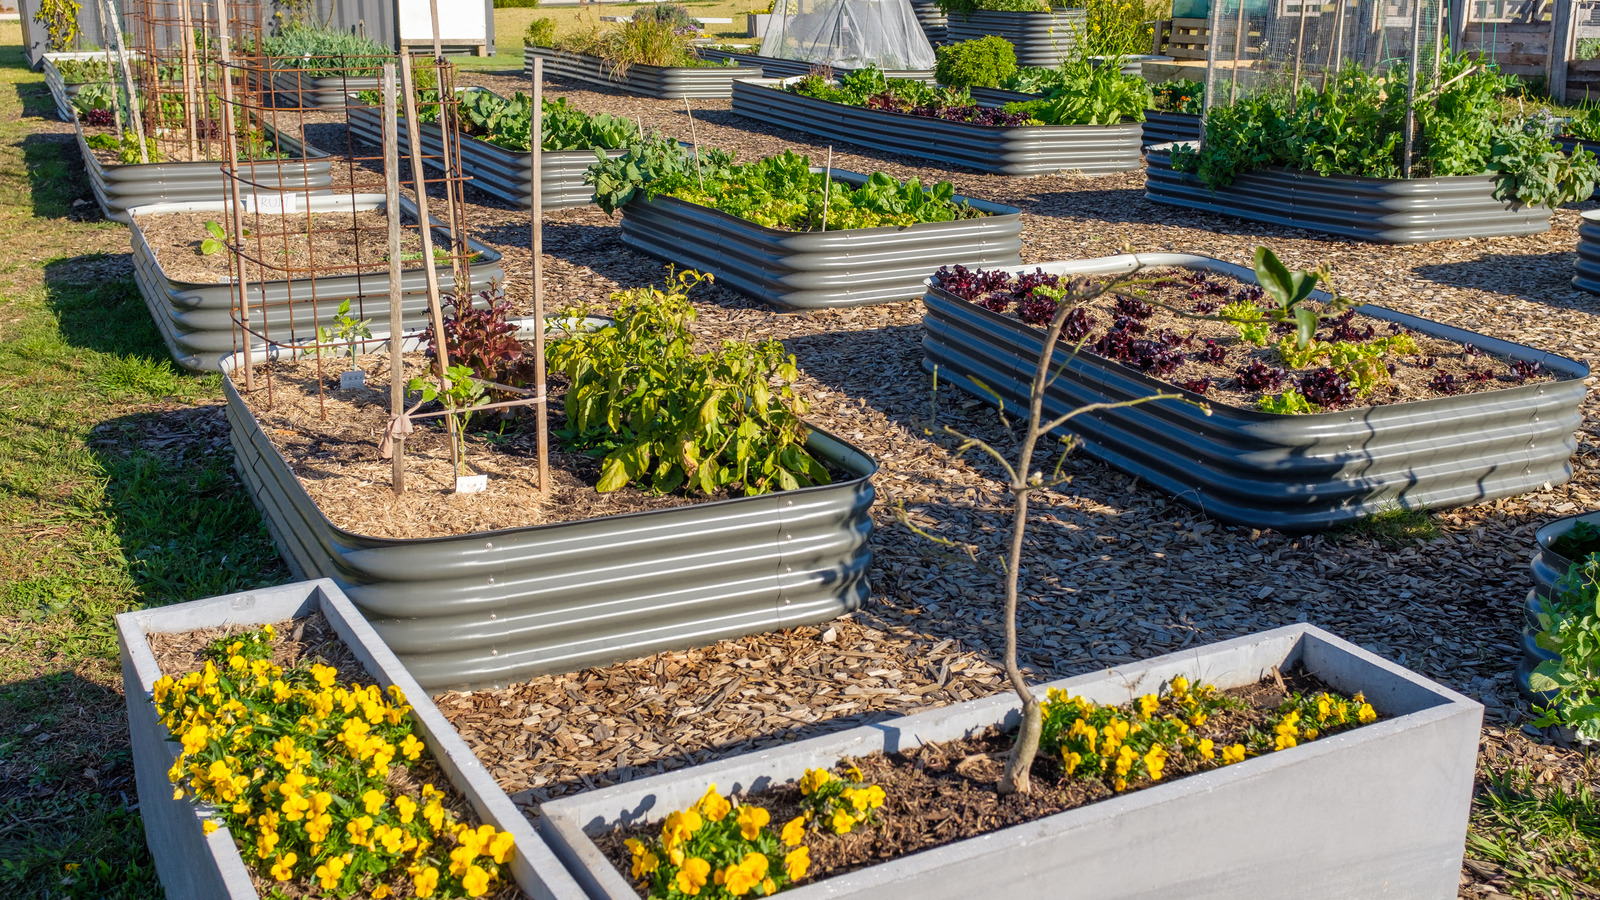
top-left (1141, 110), bottom-right (1200, 147)
top-left (1146, 145), bottom-right (1553, 243)
top-left (620, 168), bottom-right (1021, 309)
top-left (129, 194), bottom-right (503, 371)
top-left (269, 66), bottom-right (382, 109)
top-left (42, 52), bottom-right (103, 121)
top-left (696, 48), bottom-right (936, 82)
top-left (1517, 510), bottom-right (1597, 701)
top-left (117, 579), bottom-right (587, 900)
top-left (76, 121), bottom-right (335, 225)
top-left (1573, 210), bottom-right (1600, 295)
top-left (220, 348), bottom-right (879, 692)
top-left (921, 253), bottom-right (1588, 531)
top-left (910, 0), bottom-right (948, 44)
top-left (523, 45), bottom-right (763, 99)
top-left (944, 8), bottom-right (1086, 67)
top-left (731, 80), bottom-right (1141, 175)
top-left (543, 624), bottom-right (1482, 900)
top-left (346, 103), bottom-right (624, 211)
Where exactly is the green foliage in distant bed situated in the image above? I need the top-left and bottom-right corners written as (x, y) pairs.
top-left (934, 36), bottom-right (1018, 89)
top-left (263, 22), bottom-right (391, 77)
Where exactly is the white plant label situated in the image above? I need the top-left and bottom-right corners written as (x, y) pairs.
top-left (456, 475), bottom-right (488, 495)
top-left (339, 370), bottom-right (366, 390)
top-left (245, 193), bottom-right (297, 215)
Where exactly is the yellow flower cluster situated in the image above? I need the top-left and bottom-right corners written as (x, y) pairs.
top-left (1042, 675), bottom-right (1382, 793)
top-left (625, 772), bottom-right (885, 900)
top-left (153, 624), bottom-right (516, 899)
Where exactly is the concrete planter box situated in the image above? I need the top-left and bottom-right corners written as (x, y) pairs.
top-left (619, 167), bottom-right (1022, 309)
top-left (910, 0), bottom-right (949, 44)
top-left (347, 101), bottom-right (625, 211)
top-left (523, 45), bottom-right (764, 99)
top-left (732, 79), bottom-right (1140, 176)
top-left (697, 48), bottom-right (935, 83)
top-left (1146, 144), bottom-right (1553, 243)
top-left (944, 8), bottom-right (1086, 68)
top-left (1141, 109), bottom-right (1200, 148)
top-left (541, 623), bottom-right (1482, 900)
top-left (41, 51), bottom-right (110, 121)
top-left (1573, 210), bottom-right (1600, 296)
top-left (117, 578), bottom-right (587, 900)
top-left (128, 193), bottom-right (503, 371)
top-left (75, 120), bottom-right (335, 225)
top-left (268, 66), bottom-right (382, 109)
top-left (921, 253), bottom-right (1588, 531)
top-left (220, 346), bottom-right (879, 691)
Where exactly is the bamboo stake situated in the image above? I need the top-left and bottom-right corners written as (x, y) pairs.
top-left (106, 0), bottom-right (148, 163)
top-left (384, 62), bottom-right (406, 494)
top-left (684, 97), bottom-right (704, 190)
top-left (97, 0), bottom-right (121, 135)
top-left (1291, 0), bottom-right (1309, 103)
top-left (215, 0), bottom-right (253, 392)
top-left (821, 145), bottom-right (832, 232)
top-left (531, 55), bottom-right (549, 496)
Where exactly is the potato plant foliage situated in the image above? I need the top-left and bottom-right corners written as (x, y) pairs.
top-left (549, 270), bottom-right (830, 496)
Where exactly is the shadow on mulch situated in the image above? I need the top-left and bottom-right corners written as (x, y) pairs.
top-left (1414, 251), bottom-right (1600, 311)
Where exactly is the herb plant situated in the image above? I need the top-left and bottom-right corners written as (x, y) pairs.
top-left (547, 269), bottom-right (830, 496)
top-left (199, 220), bottom-right (228, 256)
top-left (524, 17), bottom-right (557, 47)
top-left (409, 364), bottom-right (490, 479)
top-left (1000, 58), bottom-right (1150, 126)
top-left (85, 131), bottom-right (163, 164)
top-left (794, 64), bottom-right (1146, 126)
top-left (54, 57), bottom-right (110, 84)
top-left (454, 89), bottom-right (638, 153)
top-left (552, 16), bottom-right (715, 76)
top-left (262, 22), bottom-right (391, 77)
top-left (310, 299), bottom-right (374, 374)
top-left (1551, 521), bottom-right (1600, 561)
top-left (1532, 556), bottom-right (1600, 742)
top-left (154, 624), bottom-right (518, 897)
top-left (934, 36), bottom-right (1019, 89)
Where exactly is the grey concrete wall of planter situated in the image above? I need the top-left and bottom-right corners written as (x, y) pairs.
top-left (1573, 210), bottom-right (1600, 295)
top-left (117, 579), bottom-right (588, 900)
top-left (910, 0), bottom-right (948, 43)
top-left (76, 121), bottom-right (335, 225)
top-left (943, 8), bottom-right (1086, 67)
top-left (695, 48), bottom-right (936, 83)
top-left (346, 103), bottom-right (625, 211)
top-left (128, 193), bottom-right (503, 372)
top-left (1141, 110), bottom-right (1200, 148)
top-left (1146, 144), bottom-right (1553, 243)
top-left (219, 343), bottom-right (879, 691)
top-left (619, 168), bottom-right (1022, 309)
top-left (921, 253), bottom-right (1588, 531)
top-left (731, 79), bottom-right (1141, 175)
top-left (541, 623), bottom-right (1482, 900)
top-left (523, 45), bottom-right (764, 99)
top-left (269, 67), bottom-right (382, 109)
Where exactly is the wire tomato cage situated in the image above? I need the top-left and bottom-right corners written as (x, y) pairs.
top-left (214, 38), bottom-right (555, 496)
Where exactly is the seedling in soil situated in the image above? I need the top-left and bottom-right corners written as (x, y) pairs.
top-left (305, 300), bottom-right (374, 382)
top-left (199, 220), bottom-right (227, 255)
top-left (408, 363), bottom-right (489, 480)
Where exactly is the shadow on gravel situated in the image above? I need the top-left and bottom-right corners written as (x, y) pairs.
top-left (1414, 252), bottom-right (1600, 310)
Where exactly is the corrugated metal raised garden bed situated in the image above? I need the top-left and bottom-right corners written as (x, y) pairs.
top-left (523, 44), bottom-right (764, 99)
top-left (730, 79), bottom-right (1141, 176)
top-left (1573, 209), bottom-right (1600, 296)
top-left (1140, 109), bottom-right (1201, 147)
top-left (346, 101), bottom-right (625, 211)
top-left (220, 337), bottom-right (879, 692)
top-left (118, 578), bottom-right (587, 900)
top-left (76, 119), bottom-right (335, 224)
top-left (267, 65), bottom-right (382, 109)
top-left (1517, 509), bottom-right (1600, 701)
top-left (696, 48), bottom-right (936, 83)
top-left (619, 167), bottom-right (1022, 309)
top-left (920, 252), bottom-right (1588, 531)
top-left (943, 8), bottom-right (1086, 67)
top-left (42, 51), bottom-right (106, 121)
top-left (129, 193), bottom-right (502, 371)
top-left (1145, 143), bottom-right (1553, 243)
top-left (910, 0), bottom-right (948, 44)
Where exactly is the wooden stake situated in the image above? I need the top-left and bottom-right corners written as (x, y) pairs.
top-left (684, 97), bottom-right (703, 190)
top-left (821, 145), bottom-right (832, 232)
top-left (215, 0), bottom-right (253, 392)
top-left (179, 0), bottom-right (199, 160)
top-left (106, 0), bottom-right (148, 163)
top-left (384, 63), bottom-right (406, 494)
top-left (532, 55), bottom-right (549, 496)
top-left (399, 54), bottom-right (453, 382)
top-left (97, 0), bottom-right (120, 135)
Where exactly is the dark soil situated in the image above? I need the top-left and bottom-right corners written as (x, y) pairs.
top-left (594, 667), bottom-right (1375, 893)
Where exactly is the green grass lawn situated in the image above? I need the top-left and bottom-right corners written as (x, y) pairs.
top-left (0, 21), bottom-right (287, 898)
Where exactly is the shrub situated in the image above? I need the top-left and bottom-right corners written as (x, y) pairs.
top-left (496, 0), bottom-right (541, 7)
top-left (934, 36), bottom-right (1018, 89)
top-left (524, 16), bottom-right (557, 47)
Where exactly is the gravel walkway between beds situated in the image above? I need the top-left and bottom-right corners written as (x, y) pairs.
top-left (308, 73), bottom-right (1598, 883)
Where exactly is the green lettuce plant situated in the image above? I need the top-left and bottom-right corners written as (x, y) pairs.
top-left (1532, 555), bottom-right (1600, 742)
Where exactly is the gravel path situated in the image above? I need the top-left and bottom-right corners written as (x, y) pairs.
top-left (292, 72), bottom-right (1597, 891)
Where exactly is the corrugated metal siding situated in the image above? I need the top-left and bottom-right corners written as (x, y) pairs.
top-left (943, 9), bottom-right (1086, 67)
top-left (620, 169), bottom-right (1022, 309)
top-left (910, 0), bottom-right (948, 44)
top-left (220, 346), bottom-right (878, 692)
top-left (78, 121), bottom-right (335, 224)
top-left (695, 49), bottom-right (936, 83)
top-left (1573, 210), bottom-right (1600, 295)
top-left (920, 253), bottom-right (1589, 532)
top-left (1145, 146), bottom-right (1554, 243)
top-left (731, 80), bottom-right (1141, 176)
top-left (1519, 511), bottom-right (1592, 699)
top-left (523, 46), bottom-right (764, 99)
top-left (268, 68), bottom-right (382, 110)
top-left (128, 194), bottom-right (503, 372)
top-left (1140, 110), bottom-right (1200, 148)
top-left (347, 103), bottom-right (620, 211)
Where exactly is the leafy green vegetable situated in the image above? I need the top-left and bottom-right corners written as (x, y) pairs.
top-left (1257, 389), bottom-right (1318, 415)
top-left (1001, 58), bottom-right (1150, 126)
top-left (1552, 521), bottom-right (1600, 561)
top-left (200, 220), bottom-right (227, 256)
top-left (262, 22), bottom-right (391, 77)
top-left (934, 35), bottom-right (1018, 89)
top-left (548, 269), bottom-right (829, 497)
top-left (1531, 555), bottom-right (1600, 742)
top-left (586, 139), bottom-right (982, 231)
